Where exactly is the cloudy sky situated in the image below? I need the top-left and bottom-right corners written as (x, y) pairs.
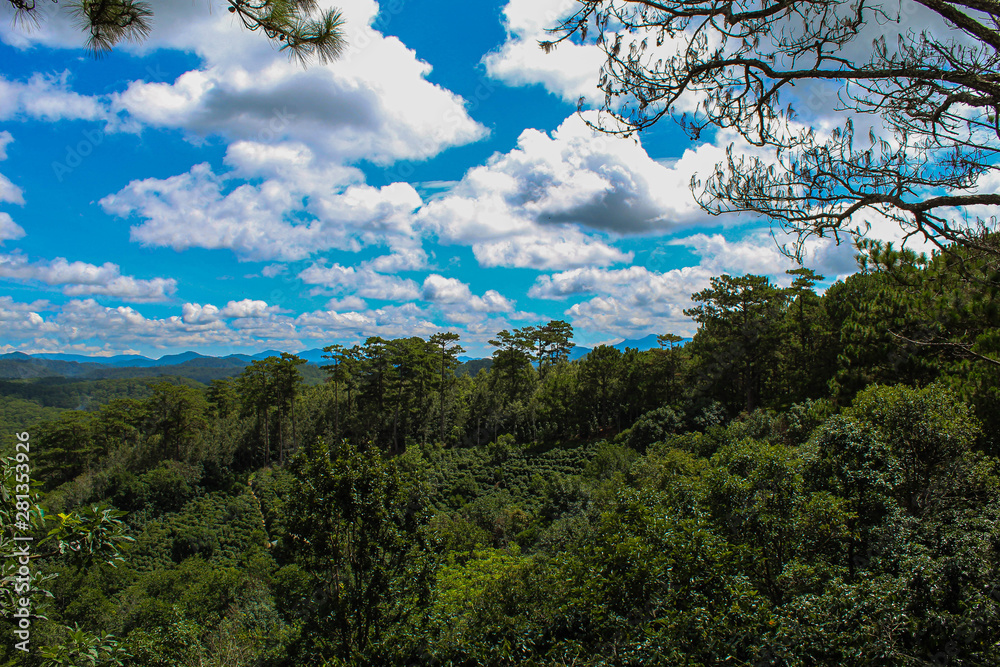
top-left (0, 0), bottom-right (913, 358)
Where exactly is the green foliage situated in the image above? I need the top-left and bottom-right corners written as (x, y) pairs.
top-left (39, 625), bottom-right (128, 667)
top-left (546, 487), bottom-right (770, 665)
top-left (685, 273), bottom-right (788, 413)
top-left (617, 404), bottom-right (684, 452)
top-left (127, 490), bottom-right (264, 572)
top-left (282, 438), bottom-right (433, 664)
top-left (847, 383), bottom-right (981, 508)
top-left (7, 259), bottom-right (1000, 665)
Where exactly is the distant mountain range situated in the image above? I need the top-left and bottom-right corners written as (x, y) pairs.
top-left (0, 350), bottom-right (322, 383)
top-left (567, 333), bottom-right (691, 360)
top-left (0, 335), bottom-right (689, 382)
top-left (453, 334), bottom-right (690, 364)
top-left (23, 349), bottom-right (292, 368)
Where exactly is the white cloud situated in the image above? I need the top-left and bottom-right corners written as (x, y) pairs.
top-left (182, 303), bottom-right (221, 325)
top-left (668, 233), bottom-right (795, 278)
top-left (0, 296), bottom-right (57, 338)
top-left (91, 1), bottom-right (487, 164)
top-left (365, 248), bottom-right (427, 272)
top-left (421, 274), bottom-right (515, 323)
top-left (421, 274), bottom-right (470, 304)
top-left (60, 277), bottom-right (177, 301)
top-left (6, 2), bottom-right (487, 271)
top-left (54, 299), bottom-right (239, 348)
top-left (325, 295), bottom-right (367, 311)
top-left (472, 233), bottom-right (631, 270)
top-left (101, 146), bottom-right (426, 261)
top-left (0, 72), bottom-right (107, 122)
top-left (2, 2), bottom-right (486, 160)
top-left (0, 292), bottom-right (450, 356)
top-left (298, 262), bottom-right (421, 301)
top-left (261, 264), bottom-right (288, 278)
top-left (295, 302), bottom-right (441, 341)
top-left (0, 131), bottom-right (24, 209)
top-left (532, 264), bottom-right (708, 337)
top-left (417, 112), bottom-right (746, 269)
top-left (484, 0), bottom-right (605, 104)
top-left (422, 112), bottom-right (706, 237)
top-left (0, 253), bottom-right (177, 302)
top-left (0, 213), bottom-right (25, 243)
top-left (528, 227), bottom-right (866, 338)
top-left (220, 299), bottom-right (276, 319)
top-left (0, 173), bottom-right (22, 205)
top-left (0, 131), bottom-right (12, 160)
top-left (0, 297), bottom-right (302, 353)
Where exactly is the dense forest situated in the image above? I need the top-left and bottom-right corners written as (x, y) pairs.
top-left (1, 239), bottom-right (999, 666)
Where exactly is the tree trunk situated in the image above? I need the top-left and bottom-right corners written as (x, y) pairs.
top-left (334, 380), bottom-right (340, 439)
top-left (291, 394), bottom-right (298, 453)
top-left (263, 406), bottom-right (270, 465)
top-left (440, 354), bottom-right (447, 445)
top-left (392, 384), bottom-right (401, 455)
top-left (279, 407), bottom-right (286, 465)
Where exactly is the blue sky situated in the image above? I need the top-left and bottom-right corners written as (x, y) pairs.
top-left (0, 0), bottom-right (875, 358)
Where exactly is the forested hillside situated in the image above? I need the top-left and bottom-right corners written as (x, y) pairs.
top-left (1, 240), bottom-right (999, 666)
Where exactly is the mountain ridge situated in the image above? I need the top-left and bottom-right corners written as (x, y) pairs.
top-left (1, 333), bottom-right (690, 378)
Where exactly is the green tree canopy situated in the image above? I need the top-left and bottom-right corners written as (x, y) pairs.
top-left (685, 273), bottom-right (787, 412)
top-left (284, 438), bottom-right (431, 664)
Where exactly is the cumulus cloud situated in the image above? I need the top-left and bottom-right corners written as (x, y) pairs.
top-left (325, 295), bottom-right (367, 311)
top-left (298, 262), bottom-right (421, 302)
top-left (484, 0), bottom-right (605, 104)
top-left (0, 296), bottom-right (57, 338)
top-left (0, 130), bottom-right (24, 209)
top-left (472, 234), bottom-right (631, 270)
top-left (261, 264), bottom-right (288, 278)
top-left (0, 213), bottom-right (25, 243)
top-left (420, 274), bottom-right (515, 324)
top-left (101, 156), bottom-right (424, 261)
top-left (0, 134), bottom-right (27, 245)
top-left (96, 1), bottom-right (487, 164)
top-left (0, 174), bottom-right (22, 206)
top-left (528, 227), bottom-right (865, 338)
top-left (0, 72), bottom-right (107, 122)
top-left (420, 274), bottom-right (471, 304)
top-left (414, 112), bottom-right (755, 269)
top-left (220, 299), bottom-right (277, 319)
top-left (363, 247), bottom-right (428, 273)
top-left (6, 1), bottom-right (486, 270)
top-left (0, 131), bottom-right (13, 160)
top-left (0, 253), bottom-right (177, 302)
top-left (0, 291), bottom-right (455, 355)
top-left (295, 302), bottom-right (441, 341)
top-left (668, 233), bottom-right (796, 278)
top-left (422, 112), bottom-right (705, 237)
top-left (0, 296), bottom-right (301, 354)
top-left (551, 265), bottom-right (705, 337)
top-left (180, 299), bottom-right (294, 340)
top-left (182, 303), bottom-right (221, 325)
top-left (2, 1), bottom-right (487, 160)
top-left (413, 114), bottom-right (793, 271)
